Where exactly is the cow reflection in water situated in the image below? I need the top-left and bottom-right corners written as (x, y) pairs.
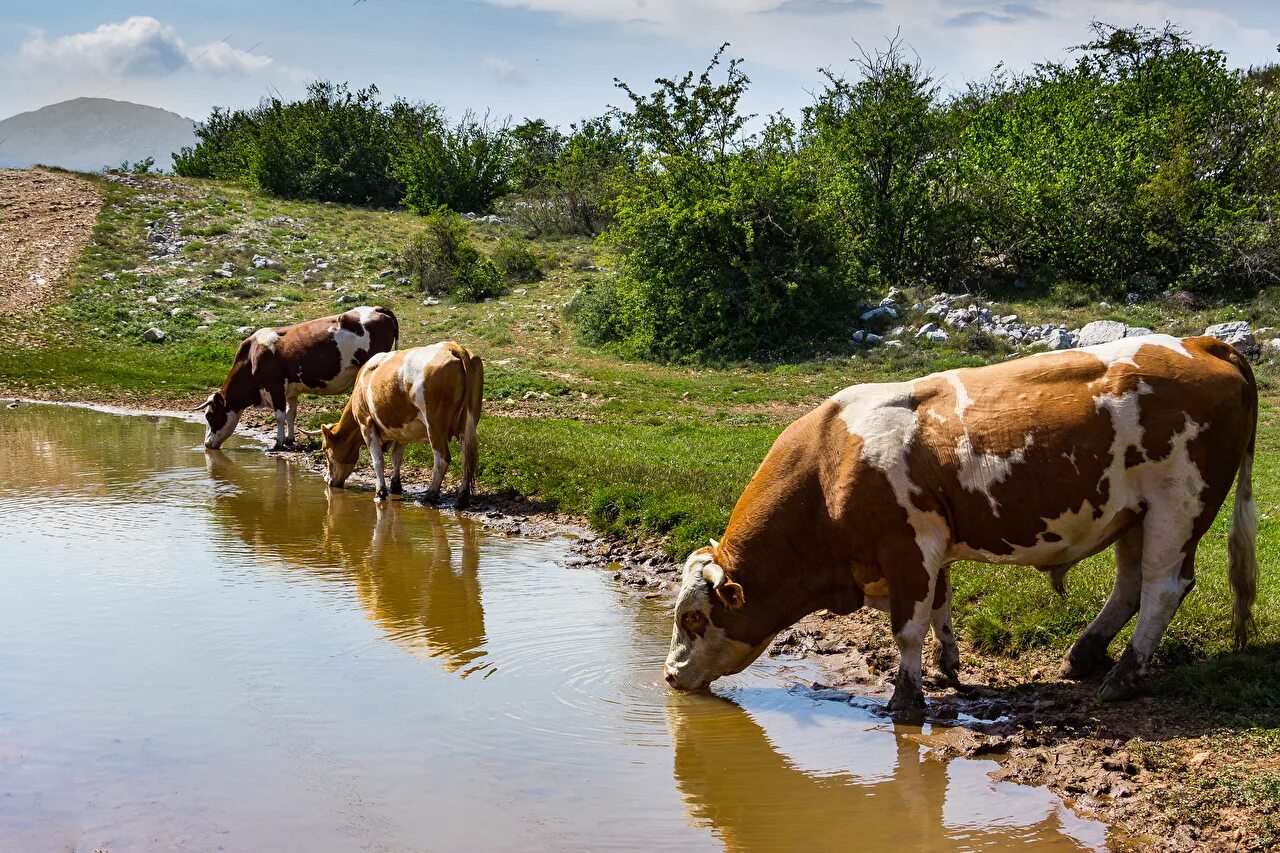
top-left (667, 695), bottom-right (1100, 851)
top-left (204, 449), bottom-right (487, 674)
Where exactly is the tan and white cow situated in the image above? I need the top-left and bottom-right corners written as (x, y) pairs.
top-left (321, 341), bottom-right (483, 507)
top-left (197, 306), bottom-right (399, 450)
top-left (665, 335), bottom-right (1258, 710)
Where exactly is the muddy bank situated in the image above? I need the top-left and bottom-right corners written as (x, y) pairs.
top-left (4, 394), bottom-right (1264, 850)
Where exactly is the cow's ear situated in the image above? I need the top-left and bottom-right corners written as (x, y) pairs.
top-left (320, 424), bottom-right (334, 441)
top-left (716, 581), bottom-right (745, 611)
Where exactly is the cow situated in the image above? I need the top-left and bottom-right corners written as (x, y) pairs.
top-left (320, 341), bottom-right (483, 508)
top-left (664, 335), bottom-right (1258, 712)
top-left (195, 306), bottom-right (398, 450)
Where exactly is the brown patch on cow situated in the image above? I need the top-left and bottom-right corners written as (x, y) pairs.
top-left (715, 402), bottom-right (931, 642)
top-left (1042, 532), bottom-right (1062, 543)
top-left (681, 610), bottom-right (709, 638)
top-left (909, 352), bottom-right (1117, 558)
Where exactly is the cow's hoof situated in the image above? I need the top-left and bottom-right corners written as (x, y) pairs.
top-left (455, 492), bottom-right (471, 510)
top-left (424, 491), bottom-right (441, 505)
top-left (933, 665), bottom-right (962, 688)
top-left (374, 489), bottom-right (389, 502)
top-left (1060, 645), bottom-right (1113, 680)
top-left (389, 479), bottom-right (403, 496)
top-left (1098, 651), bottom-right (1142, 703)
top-left (270, 443), bottom-right (287, 452)
top-left (887, 694), bottom-right (926, 721)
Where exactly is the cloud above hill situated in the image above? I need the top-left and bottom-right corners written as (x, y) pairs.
top-left (15, 16), bottom-right (271, 80)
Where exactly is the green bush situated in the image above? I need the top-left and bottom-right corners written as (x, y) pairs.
top-left (594, 48), bottom-right (857, 361)
top-left (399, 209), bottom-right (504, 301)
top-left (395, 111), bottom-right (513, 214)
top-left (493, 239), bottom-right (542, 283)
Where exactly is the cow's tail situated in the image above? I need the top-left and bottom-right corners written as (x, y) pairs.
top-left (1226, 346), bottom-right (1259, 653)
top-left (455, 347), bottom-right (484, 494)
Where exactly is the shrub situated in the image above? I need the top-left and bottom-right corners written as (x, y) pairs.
top-left (395, 111), bottom-right (513, 214)
top-left (399, 209), bottom-right (504, 301)
top-left (593, 48), bottom-right (857, 361)
top-left (493, 239), bottom-right (542, 283)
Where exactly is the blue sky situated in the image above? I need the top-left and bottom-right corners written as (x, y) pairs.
top-left (1, 1), bottom-right (1276, 125)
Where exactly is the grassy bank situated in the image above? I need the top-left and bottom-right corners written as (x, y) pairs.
top-left (3, 170), bottom-right (1279, 719)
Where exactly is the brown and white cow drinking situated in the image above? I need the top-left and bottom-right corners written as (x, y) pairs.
top-left (320, 341), bottom-right (483, 507)
top-left (196, 306), bottom-right (398, 450)
top-left (665, 335), bottom-right (1258, 710)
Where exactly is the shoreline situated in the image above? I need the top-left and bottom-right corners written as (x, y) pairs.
top-left (9, 393), bottom-right (1241, 850)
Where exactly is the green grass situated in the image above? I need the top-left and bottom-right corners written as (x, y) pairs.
top-left (4, 170), bottom-right (1280, 719)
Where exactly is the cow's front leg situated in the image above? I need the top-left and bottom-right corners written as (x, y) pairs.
top-left (929, 565), bottom-right (961, 685)
top-left (366, 430), bottom-right (389, 501)
top-left (267, 383), bottom-right (288, 450)
top-left (283, 397), bottom-right (299, 448)
top-left (887, 565), bottom-right (939, 715)
top-left (389, 442), bottom-right (405, 495)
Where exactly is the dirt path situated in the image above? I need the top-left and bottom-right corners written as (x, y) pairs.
top-left (0, 168), bottom-right (102, 314)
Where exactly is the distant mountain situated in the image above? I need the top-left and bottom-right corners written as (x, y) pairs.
top-left (0, 98), bottom-right (197, 172)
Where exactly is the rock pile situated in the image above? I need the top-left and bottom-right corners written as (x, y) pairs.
top-left (852, 291), bottom-right (1270, 360)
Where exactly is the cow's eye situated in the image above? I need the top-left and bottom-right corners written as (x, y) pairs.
top-left (682, 611), bottom-right (706, 634)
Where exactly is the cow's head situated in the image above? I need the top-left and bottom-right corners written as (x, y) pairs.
top-left (320, 423), bottom-right (359, 487)
top-left (664, 545), bottom-right (776, 691)
top-left (195, 392), bottom-right (239, 449)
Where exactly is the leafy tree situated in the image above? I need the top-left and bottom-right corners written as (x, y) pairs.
top-left (395, 110), bottom-right (513, 214)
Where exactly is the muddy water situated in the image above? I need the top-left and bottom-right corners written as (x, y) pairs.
top-left (0, 404), bottom-right (1110, 851)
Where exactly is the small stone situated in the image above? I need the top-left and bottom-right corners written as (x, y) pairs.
top-left (423, 297), bottom-right (440, 306)
top-left (235, 326), bottom-right (253, 335)
top-left (142, 327), bottom-right (165, 342)
top-left (923, 329), bottom-right (949, 343)
top-left (170, 307), bottom-right (182, 317)
top-left (146, 295), bottom-right (159, 304)
top-left (1124, 326), bottom-right (1153, 337)
top-left (214, 268), bottom-right (233, 279)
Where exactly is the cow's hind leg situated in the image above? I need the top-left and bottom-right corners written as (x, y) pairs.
top-left (389, 442), bottom-right (405, 495)
top-left (929, 565), bottom-right (961, 685)
top-left (366, 430), bottom-right (389, 501)
top-left (1099, 521), bottom-right (1198, 702)
top-left (424, 440), bottom-right (450, 505)
top-left (1061, 524), bottom-right (1143, 680)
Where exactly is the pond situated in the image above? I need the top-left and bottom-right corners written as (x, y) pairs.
top-left (0, 403), bottom-right (1110, 851)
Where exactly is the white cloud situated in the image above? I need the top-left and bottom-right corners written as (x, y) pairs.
top-left (15, 16), bottom-right (271, 80)
top-left (477, 0), bottom-right (1280, 89)
top-left (483, 55), bottom-right (519, 82)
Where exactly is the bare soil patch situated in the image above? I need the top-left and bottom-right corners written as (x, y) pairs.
top-left (0, 169), bottom-right (102, 314)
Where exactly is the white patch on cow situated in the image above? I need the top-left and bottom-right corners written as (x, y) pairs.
top-left (252, 328), bottom-right (280, 351)
top-left (361, 351), bottom-right (394, 435)
top-left (665, 550), bottom-right (766, 690)
top-left (955, 432), bottom-right (1035, 516)
top-left (945, 372), bottom-right (974, 420)
top-left (204, 409), bottom-right (240, 449)
top-left (1023, 333), bottom-right (1194, 369)
top-left (401, 343), bottom-right (444, 439)
top-left (833, 382), bottom-right (950, 570)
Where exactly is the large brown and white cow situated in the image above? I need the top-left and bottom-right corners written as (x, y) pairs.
top-left (320, 341), bottom-right (483, 507)
top-left (196, 306), bottom-right (398, 450)
top-left (665, 335), bottom-right (1258, 710)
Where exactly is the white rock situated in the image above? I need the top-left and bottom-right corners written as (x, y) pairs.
top-left (860, 305), bottom-right (898, 323)
top-left (146, 295), bottom-right (159, 304)
top-left (214, 268), bottom-right (233, 278)
top-left (1204, 321), bottom-right (1259, 357)
top-left (878, 296), bottom-right (897, 308)
top-left (1077, 320), bottom-right (1128, 347)
top-left (888, 325), bottom-right (906, 337)
top-left (369, 283), bottom-right (386, 290)
top-left (1266, 337), bottom-right (1280, 353)
top-left (923, 329), bottom-right (949, 343)
top-left (1124, 327), bottom-right (1153, 337)
top-left (884, 340), bottom-right (903, 348)
top-left (423, 298), bottom-right (440, 306)
top-left (851, 330), bottom-right (866, 344)
top-left (915, 323), bottom-right (939, 338)
top-left (170, 307), bottom-right (182, 317)
top-left (164, 295), bottom-right (181, 303)
top-left (235, 326), bottom-right (253, 335)
top-left (142, 327), bottom-right (165, 342)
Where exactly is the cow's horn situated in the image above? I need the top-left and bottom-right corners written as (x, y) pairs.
top-left (709, 538), bottom-right (720, 549)
top-left (192, 395), bottom-right (214, 412)
top-left (701, 561), bottom-right (727, 589)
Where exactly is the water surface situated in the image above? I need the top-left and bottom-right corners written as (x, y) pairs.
top-left (0, 404), bottom-right (1109, 851)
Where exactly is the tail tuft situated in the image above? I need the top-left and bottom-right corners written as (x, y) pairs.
top-left (1229, 447), bottom-right (1258, 653)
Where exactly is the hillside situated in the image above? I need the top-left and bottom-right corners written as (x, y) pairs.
top-left (0, 98), bottom-right (196, 171)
